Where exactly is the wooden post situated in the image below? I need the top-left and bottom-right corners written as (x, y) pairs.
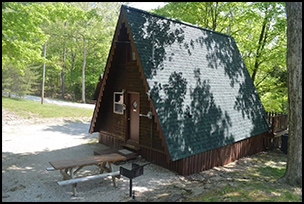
top-left (41, 42), bottom-right (47, 104)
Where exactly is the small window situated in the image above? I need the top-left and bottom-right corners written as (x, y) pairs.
top-left (113, 92), bottom-right (124, 114)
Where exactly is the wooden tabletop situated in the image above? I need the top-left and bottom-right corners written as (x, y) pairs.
top-left (49, 153), bottom-right (127, 170)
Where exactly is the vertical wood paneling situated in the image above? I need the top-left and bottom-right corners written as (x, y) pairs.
top-left (171, 132), bottom-right (266, 176)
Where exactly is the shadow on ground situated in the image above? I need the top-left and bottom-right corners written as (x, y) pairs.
top-left (43, 120), bottom-right (93, 137)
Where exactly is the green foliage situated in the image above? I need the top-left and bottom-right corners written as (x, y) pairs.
top-left (2, 2), bottom-right (122, 102)
top-left (2, 2), bottom-right (49, 70)
top-left (39, 2), bottom-right (121, 102)
top-left (2, 63), bottom-right (40, 97)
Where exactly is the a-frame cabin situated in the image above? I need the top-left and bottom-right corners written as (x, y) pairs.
top-left (89, 5), bottom-right (270, 176)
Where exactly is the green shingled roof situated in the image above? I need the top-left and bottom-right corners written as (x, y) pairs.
top-left (122, 5), bottom-right (268, 161)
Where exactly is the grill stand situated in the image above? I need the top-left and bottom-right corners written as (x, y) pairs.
top-left (120, 162), bottom-right (150, 197)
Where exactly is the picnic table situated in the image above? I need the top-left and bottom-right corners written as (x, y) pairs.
top-left (47, 153), bottom-right (126, 196)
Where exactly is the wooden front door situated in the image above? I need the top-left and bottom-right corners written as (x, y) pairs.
top-left (128, 92), bottom-right (140, 142)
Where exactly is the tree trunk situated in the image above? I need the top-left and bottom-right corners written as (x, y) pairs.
top-left (211, 2), bottom-right (219, 31)
top-left (61, 21), bottom-right (67, 100)
top-left (82, 38), bottom-right (86, 103)
top-left (41, 41), bottom-right (47, 104)
top-left (70, 50), bottom-right (76, 101)
top-left (61, 48), bottom-right (66, 100)
top-left (70, 50), bottom-right (76, 73)
top-left (252, 13), bottom-right (270, 83)
top-left (282, 2), bottom-right (302, 186)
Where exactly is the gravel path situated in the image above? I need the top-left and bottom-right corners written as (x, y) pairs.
top-left (2, 93), bottom-right (95, 109)
top-left (2, 108), bottom-right (301, 202)
top-left (1, 109), bottom-right (184, 202)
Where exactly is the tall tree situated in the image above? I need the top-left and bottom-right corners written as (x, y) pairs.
top-left (61, 21), bottom-right (67, 100)
top-left (81, 36), bottom-right (86, 103)
top-left (2, 2), bottom-right (49, 72)
top-left (282, 2), bottom-right (302, 186)
top-left (66, 2), bottom-right (121, 102)
top-left (2, 2), bottom-right (133, 102)
top-left (41, 42), bottom-right (47, 104)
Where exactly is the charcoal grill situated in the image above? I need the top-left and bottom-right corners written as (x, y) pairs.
top-left (120, 162), bottom-right (150, 197)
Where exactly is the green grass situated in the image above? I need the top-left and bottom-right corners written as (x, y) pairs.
top-left (257, 166), bottom-right (286, 180)
top-left (185, 152), bottom-right (302, 202)
top-left (195, 181), bottom-right (301, 202)
top-left (2, 96), bottom-right (94, 118)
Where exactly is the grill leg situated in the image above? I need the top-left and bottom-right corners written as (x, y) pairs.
top-left (129, 179), bottom-right (132, 197)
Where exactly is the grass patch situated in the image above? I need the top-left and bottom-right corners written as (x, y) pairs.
top-left (185, 151), bottom-right (302, 202)
top-left (189, 180), bottom-right (301, 202)
top-left (257, 166), bottom-right (286, 180)
top-left (2, 96), bottom-right (94, 118)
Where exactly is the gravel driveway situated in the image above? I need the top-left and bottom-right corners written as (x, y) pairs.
top-left (3, 108), bottom-right (300, 202)
top-left (2, 93), bottom-right (95, 109)
top-left (2, 109), bottom-right (184, 202)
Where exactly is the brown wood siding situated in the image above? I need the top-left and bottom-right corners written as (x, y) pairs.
top-left (96, 57), bottom-right (165, 149)
top-left (98, 131), bottom-right (269, 176)
top-left (98, 131), bottom-right (125, 149)
top-left (95, 21), bottom-right (165, 154)
top-left (91, 10), bottom-right (171, 160)
top-left (178, 132), bottom-right (269, 175)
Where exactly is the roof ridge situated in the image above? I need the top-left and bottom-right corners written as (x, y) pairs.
top-left (121, 4), bottom-right (231, 38)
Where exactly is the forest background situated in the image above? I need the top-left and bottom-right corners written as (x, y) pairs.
top-left (2, 2), bottom-right (287, 113)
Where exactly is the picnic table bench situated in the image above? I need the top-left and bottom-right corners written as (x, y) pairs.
top-left (47, 153), bottom-right (126, 196)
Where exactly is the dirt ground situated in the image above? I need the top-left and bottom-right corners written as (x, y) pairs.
top-left (2, 108), bottom-right (302, 202)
